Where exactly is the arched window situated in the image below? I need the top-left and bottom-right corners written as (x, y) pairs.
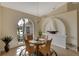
top-left (17, 18), bottom-right (34, 43)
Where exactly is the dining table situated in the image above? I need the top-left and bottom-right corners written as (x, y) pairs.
top-left (29, 39), bottom-right (46, 56)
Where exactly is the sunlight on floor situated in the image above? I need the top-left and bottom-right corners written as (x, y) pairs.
top-left (16, 46), bottom-right (27, 56)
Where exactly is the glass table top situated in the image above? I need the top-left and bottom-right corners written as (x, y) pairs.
top-left (16, 46), bottom-right (57, 56)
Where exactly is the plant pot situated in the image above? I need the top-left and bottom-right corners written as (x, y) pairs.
top-left (4, 44), bottom-right (9, 52)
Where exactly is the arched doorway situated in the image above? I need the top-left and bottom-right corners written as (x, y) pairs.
top-left (42, 17), bottom-right (66, 48)
top-left (17, 18), bottom-right (34, 45)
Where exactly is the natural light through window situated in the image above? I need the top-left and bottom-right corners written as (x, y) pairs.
top-left (25, 18), bottom-right (29, 24)
top-left (18, 18), bottom-right (24, 26)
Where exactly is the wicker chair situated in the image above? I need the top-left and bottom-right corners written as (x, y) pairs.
top-left (25, 40), bottom-right (36, 56)
top-left (24, 35), bottom-right (35, 56)
top-left (39, 39), bottom-right (52, 56)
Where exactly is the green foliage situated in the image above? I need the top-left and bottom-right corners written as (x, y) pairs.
top-left (38, 31), bottom-right (42, 37)
top-left (2, 36), bottom-right (12, 44)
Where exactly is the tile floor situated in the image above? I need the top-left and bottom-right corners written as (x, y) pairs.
top-left (0, 45), bottom-right (79, 56)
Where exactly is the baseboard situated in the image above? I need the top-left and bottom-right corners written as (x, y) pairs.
top-left (51, 44), bottom-right (66, 49)
top-left (9, 44), bottom-right (25, 49)
top-left (66, 43), bottom-right (77, 52)
top-left (52, 44), bottom-right (66, 49)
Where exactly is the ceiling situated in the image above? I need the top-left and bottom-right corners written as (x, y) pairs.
top-left (1, 2), bottom-right (66, 17)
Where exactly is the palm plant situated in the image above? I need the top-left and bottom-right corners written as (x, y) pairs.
top-left (1, 36), bottom-right (12, 52)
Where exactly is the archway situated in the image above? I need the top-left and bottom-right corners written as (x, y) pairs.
top-left (17, 18), bottom-right (34, 45)
top-left (42, 17), bottom-right (66, 48)
top-left (24, 19), bottom-right (34, 40)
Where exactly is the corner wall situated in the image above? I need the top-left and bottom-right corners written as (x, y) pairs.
top-left (55, 10), bottom-right (77, 51)
top-left (0, 6), bottom-right (40, 49)
top-left (77, 10), bottom-right (79, 51)
top-left (0, 6), bottom-right (2, 38)
top-left (40, 3), bottom-right (78, 51)
top-left (40, 9), bottom-right (77, 51)
top-left (48, 3), bottom-right (68, 16)
top-left (0, 6), bottom-right (5, 51)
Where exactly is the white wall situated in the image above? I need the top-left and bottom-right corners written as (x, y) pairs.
top-left (0, 6), bottom-right (40, 50)
top-left (40, 10), bottom-right (77, 51)
top-left (41, 17), bottom-right (66, 48)
top-left (52, 17), bottom-right (66, 48)
top-left (0, 6), bottom-right (5, 51)
top-left (55, 10), bottom-right (77, 51)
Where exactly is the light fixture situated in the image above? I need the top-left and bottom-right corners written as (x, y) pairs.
top-left (47, 31), bottom-right (58, 34)
top-left (47, 19), bottom-right (58, 34)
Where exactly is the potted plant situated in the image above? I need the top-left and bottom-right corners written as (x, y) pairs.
top-left (38, 30), bottom-right (42, 38)
top-left (1, 36), bottom-right (12, 52)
